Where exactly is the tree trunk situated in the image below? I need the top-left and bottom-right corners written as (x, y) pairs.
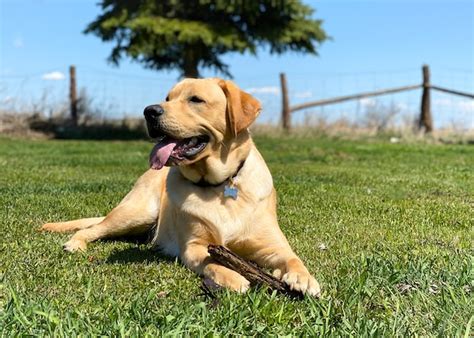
top-left (183, 48), bottom-right (199, 78)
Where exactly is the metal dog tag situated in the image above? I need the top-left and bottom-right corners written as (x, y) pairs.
top-left (224, 184), bottom-right (238, 200)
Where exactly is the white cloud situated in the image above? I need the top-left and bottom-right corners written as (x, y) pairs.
top-left (13, 37), bottom-right (24, 48)
top-left (294, 90), bottom-right (313, 99)
top-left (2, 96), bottom-right (14, 104)
top-left (359, 98), bottom-right (376, 107)
top-left (245, 86), bottom-right (280, 96)
top-left (42, 71), bottom-right (65, 81)
top-left (395, 102), bottom-right (409, 111)
top-left (434, 98), bottom-right (474, 113)
top-left (458, 101), bottom-right (474, 112)
top-left (434, 98), bottom-right (451, 106)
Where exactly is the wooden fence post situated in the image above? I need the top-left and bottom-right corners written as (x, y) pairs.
top-left (69, 65), bottom-right (78, 126)
top-left (280, 73), bottom-right (291, 131)
top-left (420, 64), bottom-right (433, 132)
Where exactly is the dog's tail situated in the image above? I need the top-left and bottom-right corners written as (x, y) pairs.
top-left (40, 217), bottom-right (105, 233)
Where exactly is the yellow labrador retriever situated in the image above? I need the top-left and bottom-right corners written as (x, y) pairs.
top-left (41, 78), bottom-right (320, 296)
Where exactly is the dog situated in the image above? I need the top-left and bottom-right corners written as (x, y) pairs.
top-left (41, 78), bottom-right (320, 296)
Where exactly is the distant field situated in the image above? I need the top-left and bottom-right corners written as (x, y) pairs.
top-left (0, 135), bottom-right (472, 336)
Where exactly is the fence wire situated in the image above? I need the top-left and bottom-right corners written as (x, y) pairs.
top-left (0, 65), bottom-right (473, 130)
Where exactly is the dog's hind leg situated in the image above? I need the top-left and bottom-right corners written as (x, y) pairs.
top-left (41, 217), bottom-right (105, 233)
top-left (61, 169), bottom-right (167, 252)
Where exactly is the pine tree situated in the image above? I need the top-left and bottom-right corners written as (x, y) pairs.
top-left (85, 0), bottom-right (328, 78)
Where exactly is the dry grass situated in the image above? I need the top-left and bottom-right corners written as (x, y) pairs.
top-left (251, 121), bottom-right (474, 145)
top-left (1, 110), bottom-right (473, 144)
top-left (0, 113), bottom-right (50, 139)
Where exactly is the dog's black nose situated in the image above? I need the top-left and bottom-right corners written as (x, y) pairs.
top-left (144, 105), bottom-right (164, 119)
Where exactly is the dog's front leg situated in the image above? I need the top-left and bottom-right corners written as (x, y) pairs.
top-left (272, 255), bottom-right (321, 297)
top-left (259, 250), bottom-right (320, 297)
top-left (181, 240), bottom-right (250, 292)
top-left (240, 234), bottom-right (321, 297)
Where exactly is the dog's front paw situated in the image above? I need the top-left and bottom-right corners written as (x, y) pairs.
top-left (212, 270), bottom-right (250, 293)
top-left (63, 238), bottom-right (87, 252)
top-left (281, 270), bottom-right (321, 297)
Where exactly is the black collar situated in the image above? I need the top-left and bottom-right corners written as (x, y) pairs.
top-left (193, 160), bottom-right (246, 187)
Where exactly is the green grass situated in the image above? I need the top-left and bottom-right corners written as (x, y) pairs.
top-left (1, 135), bottom-right (473, 336)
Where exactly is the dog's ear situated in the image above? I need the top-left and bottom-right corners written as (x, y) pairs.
top-left (219, 80), bottom-right (261, 137)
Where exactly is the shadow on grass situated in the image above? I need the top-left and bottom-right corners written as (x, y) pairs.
top-left (106, 247), bottom-right (175, 265)
top-left (104, 235), bottom-right (175, 265)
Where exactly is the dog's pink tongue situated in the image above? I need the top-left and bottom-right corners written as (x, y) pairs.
top-left (149, 139), bottom-right (177, 170)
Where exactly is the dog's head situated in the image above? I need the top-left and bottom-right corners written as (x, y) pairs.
top-left (145, 78), bottom-right (261, 172)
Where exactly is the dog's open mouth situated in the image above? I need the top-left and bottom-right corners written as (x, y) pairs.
top-left (149, 134), bottom-right (209, 170)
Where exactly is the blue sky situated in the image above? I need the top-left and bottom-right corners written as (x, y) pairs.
top-left (1, 0), bottom-right (473, 127)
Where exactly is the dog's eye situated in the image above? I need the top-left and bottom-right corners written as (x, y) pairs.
top-left (189, 96), bottom-right (205, 104)
top-left (165, 95), bottom-right (170, 102)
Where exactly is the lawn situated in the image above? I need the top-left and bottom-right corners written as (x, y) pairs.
top-left (0, 135), bottom-right (472, 336)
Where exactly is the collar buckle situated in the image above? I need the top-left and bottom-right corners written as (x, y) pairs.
top-left (193, 160), bottom-right (246, 198)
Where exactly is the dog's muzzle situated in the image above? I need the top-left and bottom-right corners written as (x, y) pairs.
top-left (144, 104), bottom-right (164, 138)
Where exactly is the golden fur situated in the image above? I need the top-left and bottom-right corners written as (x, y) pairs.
top-left (41, 78), bottom-right (320, 296)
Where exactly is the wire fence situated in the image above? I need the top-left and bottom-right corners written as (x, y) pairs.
top-left (1, 64), bottom-right (473, 130)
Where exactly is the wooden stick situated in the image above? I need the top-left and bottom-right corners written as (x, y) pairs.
top-left (208, 244), bottom-right (304, 299)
